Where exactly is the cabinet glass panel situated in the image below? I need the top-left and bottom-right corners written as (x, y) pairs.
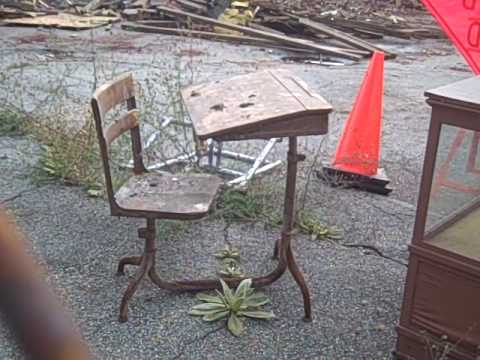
top-left (426, 125), bottom-right (480, 260)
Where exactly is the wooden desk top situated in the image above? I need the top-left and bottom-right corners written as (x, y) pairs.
top-left (181, 70), bottom-right (332, 141)
top-left (426, 76), bottom-right (480, 112)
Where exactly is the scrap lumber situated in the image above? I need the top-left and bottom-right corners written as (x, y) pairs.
top-left (121, 22), bottom-right (322, 53)
top-left (0, 7), bottom-right (47, 18)
top-left (134, 19), bottom-right (178, 27)
top-left (82, 0), bottom-right (104, 12)
top-left (175, 0), bottom-right (208, 15)
top-left (131, 0), bottom-right (150, 7)
top-left (294, 16), bottom-right (395, 59)
top-left (154, 6), bottom-right (362, 60)
top-left (2, 13), bottom-right (120, 29)
top-left (249, 22), bottom-right (285, 35)
top-left (0, 1), bottom-right (36, 11)
top-left (122, 8), bottom-right (162, 20)
top-left (351, 28), bottom-right (384, 39)
top-left (315, 16), bottom-right (433, 39)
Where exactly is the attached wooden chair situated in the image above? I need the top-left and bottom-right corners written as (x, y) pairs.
top-left (91, 73), bottom-right (223, 322)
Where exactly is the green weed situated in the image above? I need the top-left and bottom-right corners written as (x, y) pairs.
top-left (296, 210), bottom-right (343, 241)
top-left (190, 278), bottom-right (274, 336)
top-left (0, 110), bottom-right (26, 136)
top-left (29, 116), bottom-right (102, 191)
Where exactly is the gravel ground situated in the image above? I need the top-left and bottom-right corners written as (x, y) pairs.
top-left (0, 24), bottom-right (473, 359)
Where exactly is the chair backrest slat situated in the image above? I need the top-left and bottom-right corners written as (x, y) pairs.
top-left (91, 73), bottom-right (146, 214)
top-left (93, 73), bottom-right (135, 119)
top-left (104, 109), bottom-right (140, 147)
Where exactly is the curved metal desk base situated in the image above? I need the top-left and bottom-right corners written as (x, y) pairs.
top-left (117, 137), bottom-right (312, 324)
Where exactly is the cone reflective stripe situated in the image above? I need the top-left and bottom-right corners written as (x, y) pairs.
top-left (332, 51), bottom-right (384, 176)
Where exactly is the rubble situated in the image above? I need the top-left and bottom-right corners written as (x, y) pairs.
top-left (0, 0), bottom-right (442, 62)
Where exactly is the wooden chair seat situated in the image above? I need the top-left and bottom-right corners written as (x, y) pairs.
top-left (115, 173), bottom-right (222, 219)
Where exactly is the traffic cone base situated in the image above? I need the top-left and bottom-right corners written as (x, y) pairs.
top-left (319, 164), bottom-right (392, 195)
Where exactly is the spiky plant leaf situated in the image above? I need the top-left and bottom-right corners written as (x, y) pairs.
top-left (223, 258), bottom-right (237, 266)
top-left (244, 286), bottom-right (255, 297)
top-left (227, 313), bottom-right (244, 337)
top-left (196, 293), bottom-right (224, 304)
top-left (220, 279), bottom-right (234, 306)
top-left (214, 247), bottom-right (240, 260)
top-left (218, 261), bottom-right (244, 278)
top-left (203, 310), bottom-right (230, 322)
top-left (243, 294), bottom-right (270, 308)
top-left (191, 303), bottom-right (226, 312)
top-left (235, 278), bottom-right (252, 298)
top-left (189, 308), bottom-right (226, 316)
top-left (231, 296), bottom-right (244, 313)
top-left (219, 269), bottom-right (244, 278)
top-left (238, 310), bottom-right (275, 320)
top-left (215, 289), bottom-right (227, 304)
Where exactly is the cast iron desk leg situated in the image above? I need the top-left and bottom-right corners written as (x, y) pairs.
top-left (282, 136), bottom-right (312, 321)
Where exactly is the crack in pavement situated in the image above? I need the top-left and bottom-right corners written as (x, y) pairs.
top-left (333, 240), bottom-right (408, 267)
top-left (0, 187), bottom-right (39, 204)
top-left (170, 324), bottom-right (226, 360)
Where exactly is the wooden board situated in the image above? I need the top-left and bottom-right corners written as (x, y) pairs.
top-left (155, 6), bottom-right (361, 61)
top-left (2, 14), bottom-right (120, 30)
top-left (121, 23), bottom-right (322, 54)
top-left (296, 17), bottom-right (396, 59)
top-left (182, 69), bottom-right (332, 141)
top-left (316, 16), bottom-right (433, 40)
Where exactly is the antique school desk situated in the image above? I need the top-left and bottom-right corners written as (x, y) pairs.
top-left (182, 70), bottom-right (332, 320)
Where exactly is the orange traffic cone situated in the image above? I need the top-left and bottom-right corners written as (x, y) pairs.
top-left (321, 51), bottom-right (392, 195)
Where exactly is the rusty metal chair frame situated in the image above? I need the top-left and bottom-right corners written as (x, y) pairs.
top-left (91, 73), bottom-right (312, 323)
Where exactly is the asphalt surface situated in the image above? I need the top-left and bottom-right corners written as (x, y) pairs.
top-left (0, 24), bottom-right (473, 359)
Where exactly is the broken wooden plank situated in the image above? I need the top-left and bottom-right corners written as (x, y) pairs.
top-left (0, 8), bottom-right (48, 19)
top-left (154, 6), bottom-right (361, 60)
top-left (122, 8), bottom-right (161, 20)
top-left (134, 20), bottom-right (178, 27)
top-left (175, 0), bottom-right (208, 15)
top-left (351, 28), bottom-right (384, 40)
top-left (2, 13), bottom-right (120, 30)
top-left (256, 15), bottom-right (290, 23)
top-left (295, 16), bottom-right (395, 59)
top-left (121, 22), bottom-right (323, 54)
top-left (83, 0), bottom-right (104, 13)
top-left (315, 16), bottom-right (430, 39)
top-left (0, 1), bottom-right (36, 12)
top-left (249, 22), bottom-right (285, 36)
top-left (130, 0), bottom-right (150, 8)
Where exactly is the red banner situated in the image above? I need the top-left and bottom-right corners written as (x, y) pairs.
top-left (421, 0), bottom-right (480, 74)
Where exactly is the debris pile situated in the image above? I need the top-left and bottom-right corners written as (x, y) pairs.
top-left (1, 0), bottom-right (442, 62)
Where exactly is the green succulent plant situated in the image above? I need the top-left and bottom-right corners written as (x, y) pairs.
top-left (190, 278), bottom-right (274, 336)
top-left (297, 210), bottom-right (343, 241)
top-left (214, 246), bottom-right (240, 260)
top-left (218, 258), bottom-right (244, 278)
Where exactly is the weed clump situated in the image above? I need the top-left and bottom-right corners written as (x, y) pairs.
top-left (0, 111), bottom-right (26, 136)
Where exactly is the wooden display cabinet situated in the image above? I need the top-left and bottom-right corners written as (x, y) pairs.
top-left (396, 77), bottom-right (480, 359)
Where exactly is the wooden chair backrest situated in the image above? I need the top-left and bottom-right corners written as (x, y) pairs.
top-left (91, 73), bottom-right (146, 210)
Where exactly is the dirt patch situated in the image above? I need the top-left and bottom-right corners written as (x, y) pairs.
top-left (14, 33), bottom-right (51, 44)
